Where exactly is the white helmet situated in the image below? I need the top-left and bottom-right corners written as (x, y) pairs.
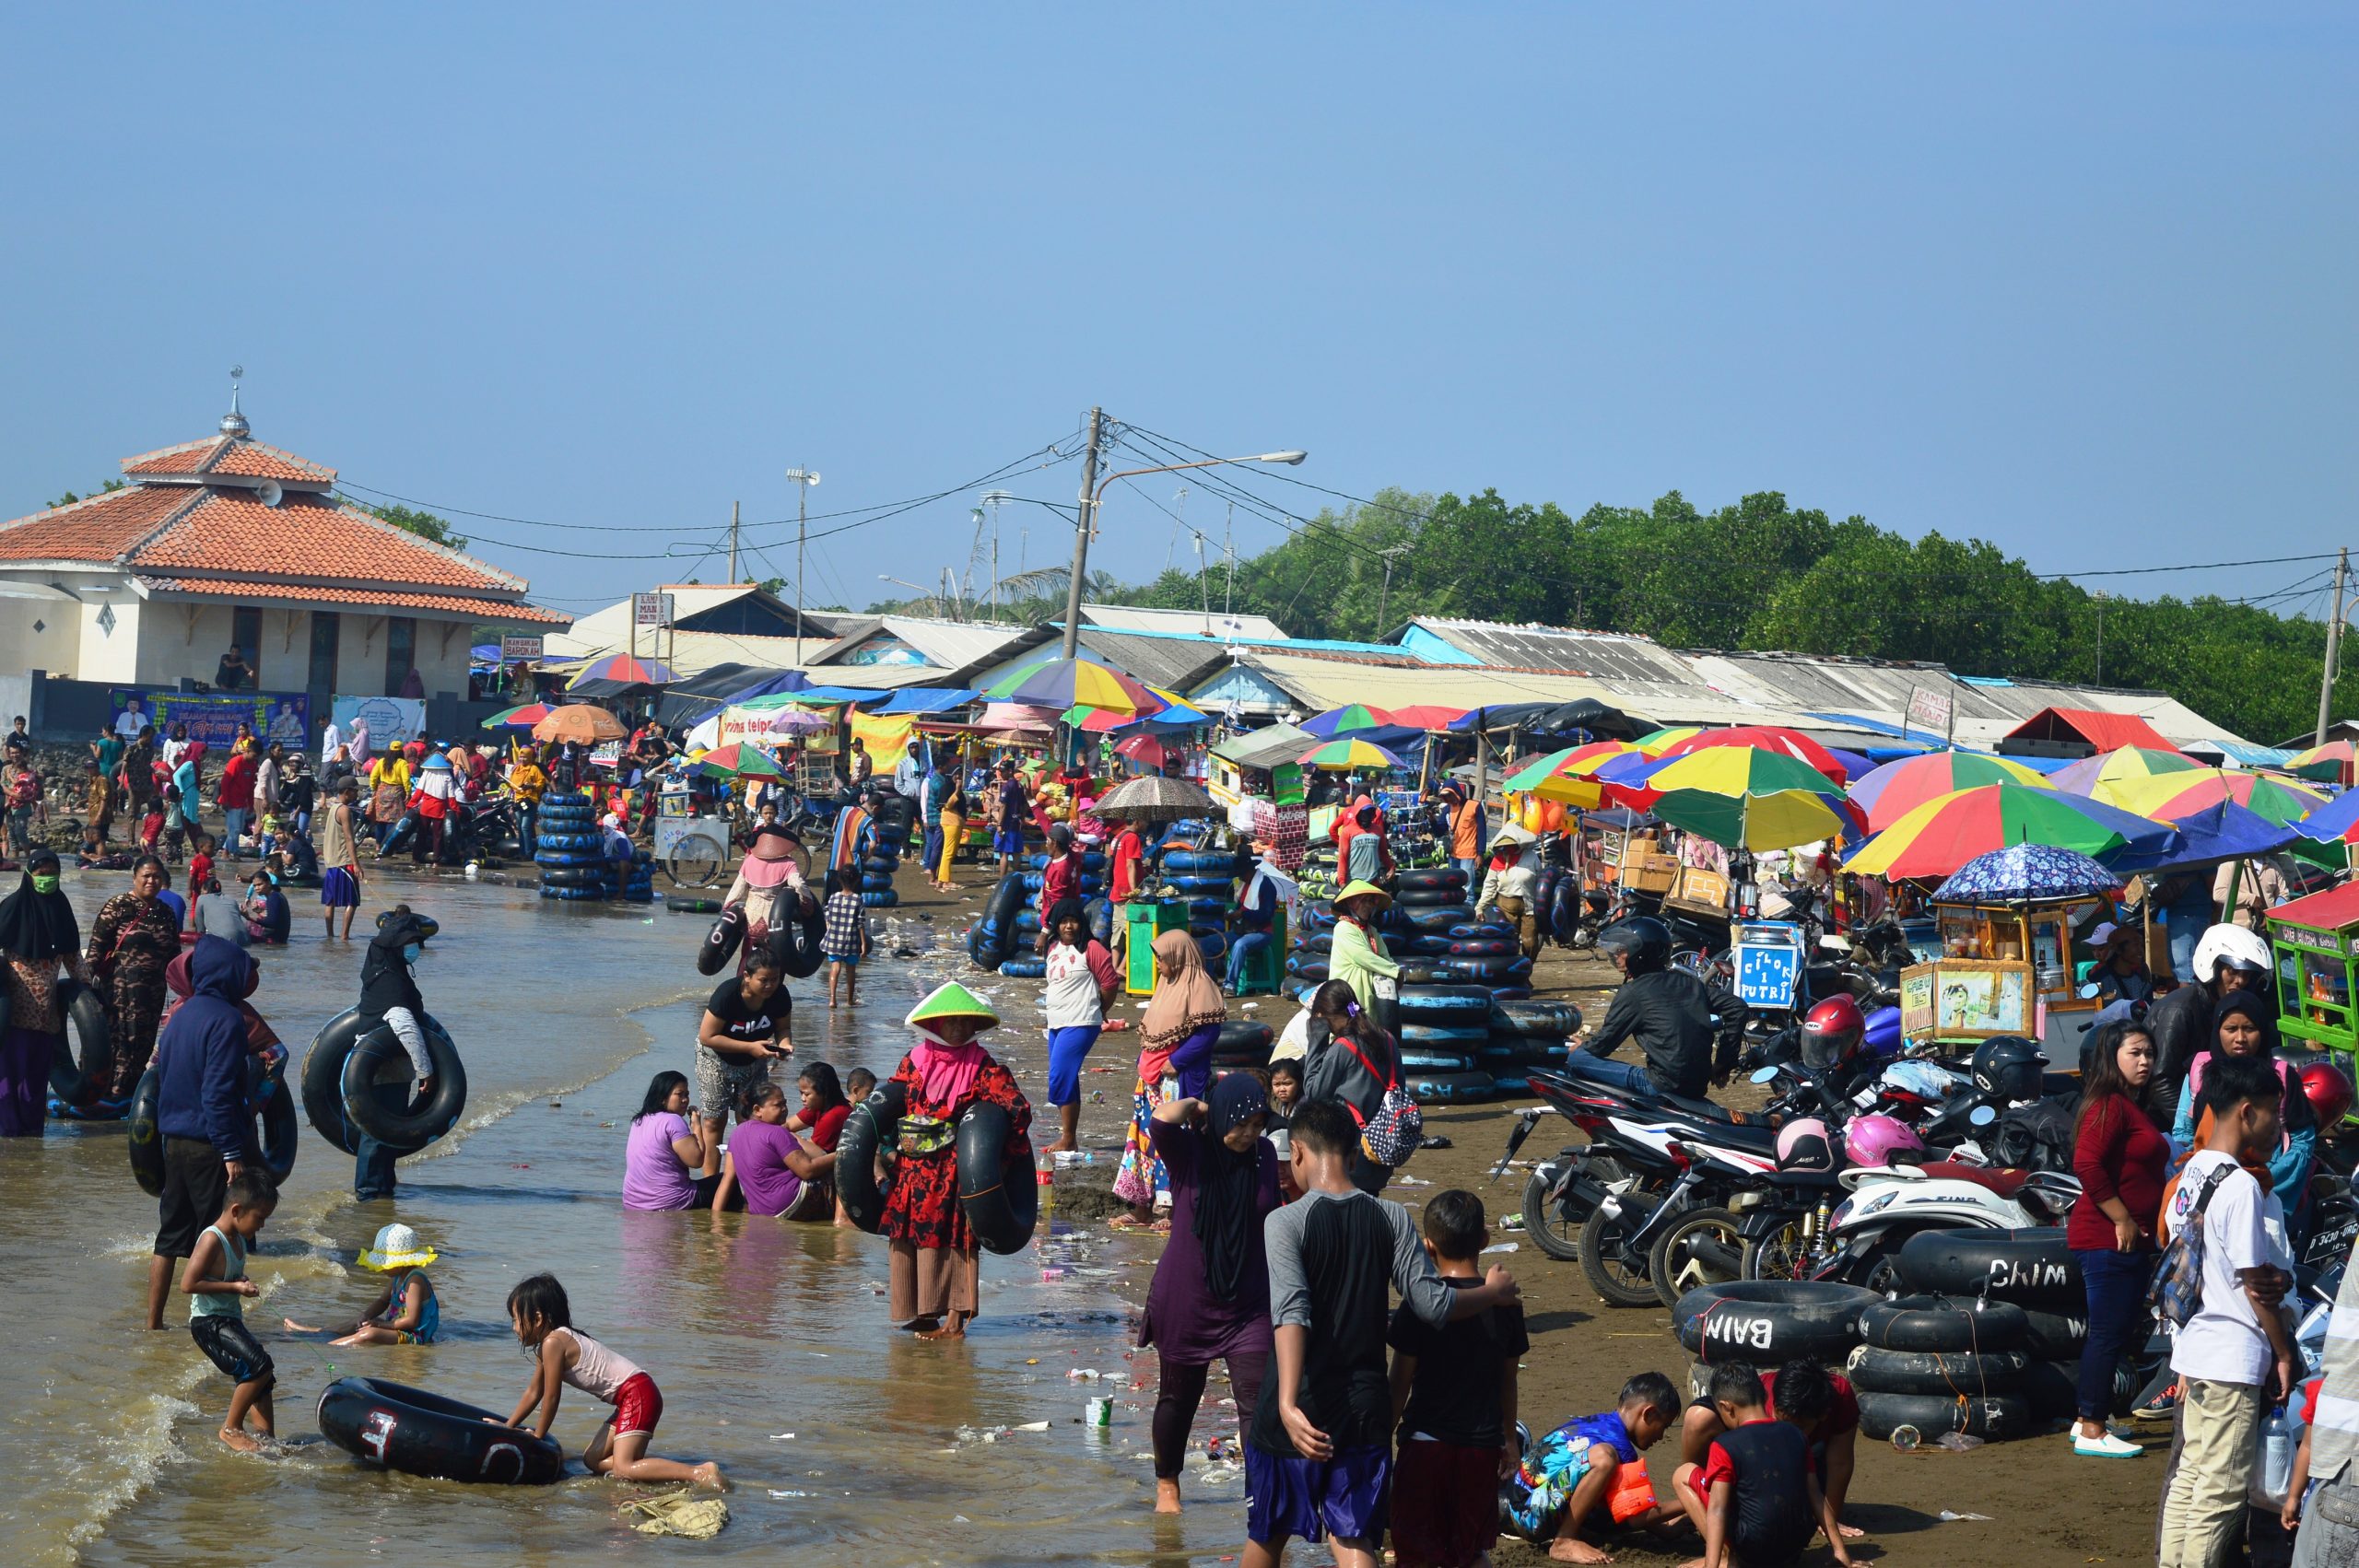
top-left (2191, 923), bottom-right (2271, 983)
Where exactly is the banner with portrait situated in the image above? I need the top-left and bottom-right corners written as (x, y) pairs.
top-left (111, 689), bottom-right (310, 752)
top-left (331, 696), bottom-right (428, 751)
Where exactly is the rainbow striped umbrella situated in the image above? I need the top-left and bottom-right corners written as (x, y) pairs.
top-left (986, 657), bottom-right (1156, 715)
top-left (2288, 740), bottom-right (2356, 785)
top-left (1301, 703), bottom-right (1397, 737)
top-left (2096, 768), bottom-right (2327, 829)
top-left (483, 702), bottom-right (553, 730)
top-left (1849, 752), bottom-right (2051, 832)
top-left (1502, 742), bottom-right (1639, 807)
top-left (694, 743), bottom-right (791, 778)
top-left (568, 652), bottom-right (676, 688)
top-left (1843, 783), bottom-right (2179, 880)
top-left (2049, 746), bottom-right (2201, 795)
top-left (1632, 727), bottom-right (1705, 756)
top-left (1299, 737), bottom-right (1407, 772)
top-left (1632, 747), bottom-right (1861, 851)
top-left (1656, 725), bottom-right (1848, 784)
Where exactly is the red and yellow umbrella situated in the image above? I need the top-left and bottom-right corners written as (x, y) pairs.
top-left (1848, 752), bottom-right (2050, 832)
top-left (1501, 742), bottom-right (1638, 807)
top-left (2049, 746), bottom-right (2201, 795)
top-left (2289, 740), bottom-right (2356, 785)
top-left (1387, 704), bottom-right (1471, 731)
top-left (1632, 726), bottom-right (1705, 756)
top-left (1628, 747), bottom-right (1861, 850)
top-left (2097, 768), bottom-right (2327, 828)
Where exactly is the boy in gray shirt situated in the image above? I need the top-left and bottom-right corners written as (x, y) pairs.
top-left (1245, 1099), bottom-right (1520, 1568)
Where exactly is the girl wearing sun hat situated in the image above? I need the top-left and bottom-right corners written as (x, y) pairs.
top-left (281, 1223), bottom-right (441, 1347)
top-left (881, 982), bottom-right (1033, 1340)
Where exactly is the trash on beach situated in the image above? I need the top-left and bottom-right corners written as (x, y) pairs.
top-left (1481, 1242), bottom-right (1518, 1255)
top-left (622, 1490), bottom-right (730, 1539)
top-left (769, 1433), bottom-right (795, 1440)
top-left (1938, 1511), bottom-right (1994, 1522)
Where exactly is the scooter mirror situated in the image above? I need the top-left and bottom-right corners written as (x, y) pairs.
top-left (1969, 1104), bottom-right (1998, 1128)
top-left (1751, 1065), bottom-right (1782, 1085)
top-left (2077, 982), bottom-right (2103, 1000)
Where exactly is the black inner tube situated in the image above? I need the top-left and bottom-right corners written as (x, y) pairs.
top-left (956, 1101), bottom-right (1037, 1255)
top-left (837, 1079), bottom-right (907, 1235)
top-left (696, 907), bottom-right (746, 977)
top-left (51, 981), bottom-right (112, 1104)
top-left (340, 1024), bottom-right (468, 1148)
top-left (764, 891), bottom-right (827, 980)
top-left (302, 1009), bottom-right (369, 1154)
top-left (317, 1376), bottom-right (565, 1485)
top-left (127, 1068), bottom-right (164, 1196)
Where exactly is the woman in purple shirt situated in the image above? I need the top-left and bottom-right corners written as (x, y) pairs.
top-left (1140, 1071), bottom-right (1280, 1514)
top-left (712, 1082), bottom-right (834, 1219)
top-left (624, 1071), bottom-right (712, 1211)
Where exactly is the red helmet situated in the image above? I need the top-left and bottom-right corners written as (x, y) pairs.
top-left (1802, 996), bottom-right (1865, 1071)
top-left (2300, 1060), bottom-right (2354, 1129)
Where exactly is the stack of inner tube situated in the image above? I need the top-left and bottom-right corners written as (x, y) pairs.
top-left (1868, 1227), bottom-right (2085, 1440)
top-left (129, 1053), bottom-right (299, 1193)
top-left (533, 791), bottom-right (605, 902)
top-left (1397, 983), bottom-right (1494, 1103)
top-left (1479, 999), bottom-right (1582, 1094)
top-left (1848, 1293), bottom-right (2036, 1442)
top-left (860, 788), bottom-right (918, 907)
top-left (45, 979), bottom-right (114, 1112)
top-left (1210, 1020), bottom-right (1274, 1076)
top-left (1672, 1280), bottom-right (1881, 1368)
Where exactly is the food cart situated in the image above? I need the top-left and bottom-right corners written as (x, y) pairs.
top-left (653, 780), bottom-right (732, 887)
top-left (2268, 883), bottom-right (2359, 1087)
top-left (1897, 895), bottom-right (2108, 1057)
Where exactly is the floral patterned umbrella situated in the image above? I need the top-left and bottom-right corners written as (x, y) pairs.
top-left (1932, 844), bottom-right (2122, 904)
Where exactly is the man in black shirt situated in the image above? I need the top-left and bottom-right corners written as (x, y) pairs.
top-left (694, 953), bottom-right (794, 1177)
top-left (215, 645), bottom-right (252, 690)
top-left (1569, 917), bottom-right (1746, 1102)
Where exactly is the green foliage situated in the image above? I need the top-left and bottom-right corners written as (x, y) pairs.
top-left (49, 478), bottom-right (126, 509)
top-left (1102, 486), bottom-right (2346, 743)
top-left (367, 502), bottom-right (467, 550)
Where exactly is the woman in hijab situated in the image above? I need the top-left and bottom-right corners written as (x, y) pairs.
top-left (85, 853), bottom-right (182, 1104)
top-left (2170, 988), bottom-right (2316, 1212)
top-left (724, 803), bottom-right (813, 966)
top-left (880, 982), bottom-right (1032, 1340)
top-left (0, 850), bottom-right (87, 1134)
top-left (1140, 1072), bottom-right (1279, 1513)
top-left (1112, 930), bottom-right (1227, 1230)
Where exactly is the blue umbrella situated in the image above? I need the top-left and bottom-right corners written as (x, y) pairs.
top-left (2123, 800), bottom-right (2297, 868)
top-left (1933, 845), bottom-right (2122, 903)
top-left (2298, 788), bottom-right (2359, 846)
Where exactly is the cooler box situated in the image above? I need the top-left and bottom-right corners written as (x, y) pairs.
top-left (1123, 899), bottom-right (1190, 994)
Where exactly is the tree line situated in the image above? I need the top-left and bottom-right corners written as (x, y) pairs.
top-left (1107, 487), bottom-right (2346, 747)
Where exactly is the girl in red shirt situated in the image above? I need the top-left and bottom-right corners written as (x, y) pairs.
top-left (2066, 1018), bottom-right (2169, 1457)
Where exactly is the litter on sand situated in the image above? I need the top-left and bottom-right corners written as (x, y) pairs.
top-left (769, 1432), bottom-right (795, 1440)
top-left (1481, 1241), bottom-right (1519, 1255)
top-left (621, 1490), bottom-right (730, 1539)
top-left (1938, 1511), bottom-right (1995, 1522)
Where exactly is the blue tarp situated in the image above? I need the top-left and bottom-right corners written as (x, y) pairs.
top-left (717, 670), bottom-right (812, 702)
top-left (1802, 711), bottom-right (1946, 748)
top-left (871, 687), bottom-right (981, 715)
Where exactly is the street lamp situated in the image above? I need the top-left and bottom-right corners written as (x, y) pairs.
top-left (1060, 449), bottom-right (1308, 658)
top-left (786, 466), bottom-right (821, 666)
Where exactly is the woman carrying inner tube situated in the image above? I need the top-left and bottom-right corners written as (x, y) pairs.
top-left (723, 805), bottom-right (814, 969)
top-left (1139, 1071), bottom-right (1280, 1513)
top-left (881, 982), bottom-right (1032, 1340)
top-left (0, 849), bottom-right (87, 1133)
top-left (87, 853), bottom-right (181, 1105)
top-left (1112, 930), bottom-right (1227, 1232)
top-left (352, 907), bottom-right (439, 1201)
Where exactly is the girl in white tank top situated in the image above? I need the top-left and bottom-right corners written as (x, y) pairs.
top-left (499, 1272), bottom-right (723, 1489)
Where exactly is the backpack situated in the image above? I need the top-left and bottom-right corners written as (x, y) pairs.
top-left (2150, 1162), bottom-right (2236, 1330)
top-left (1337, 1032), bottom-right (1424, 1168)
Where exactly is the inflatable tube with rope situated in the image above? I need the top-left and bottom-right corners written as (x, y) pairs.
top-left (1396, 983), bottom-right (1495, 1019)
top-left (50, 979), bottom-right (113, 1104)
top-left (318, 1376), bottom-right (564, 1484)
top-left (1895, 1227), bottom-right (2081, 1308)
top-left (1854, 1388), bottom-right (2031, 1444)
top-left (340, 1021), bottom-right (469, 1148)
top-left (956, 1101), bottom-right (1037, 1254)
top-left (838, 1079), bottom-right (908, 1235)
top-left (137, 1053), bottom-right (299, 1194)
top-left (1856, 1294), bottom-right (2031, 1354)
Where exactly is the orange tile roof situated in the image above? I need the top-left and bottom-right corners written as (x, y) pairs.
top-left (135, 576), bottom-right (570, 625)
top-left (120, 435), bottom-right (336, 483)
top-left (0, 485), bottom-right (195, 562)
top-left (132, 491), bottom-right (525, 591)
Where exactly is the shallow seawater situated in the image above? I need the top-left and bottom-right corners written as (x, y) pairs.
top-left (5, 874), bottom-right (1240, 1566)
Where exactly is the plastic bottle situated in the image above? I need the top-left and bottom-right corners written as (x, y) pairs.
top-left (2262, 1406), bottom-right (2294, 1501)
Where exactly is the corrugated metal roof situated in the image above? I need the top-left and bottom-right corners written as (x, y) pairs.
top-left (1079, 603), bottom-right (1290, 640)
top-left (1211, 723), bottom-right (1319, 768)
top-left (805, 616), bottom-right (1050, 678)
top-left (1402, 618), bottom-right (1704, 686)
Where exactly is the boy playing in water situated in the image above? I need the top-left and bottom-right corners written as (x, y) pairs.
top-left (185, 1170), bottom-right (278, 1451)
top-left (1507, 1373), bottom-right (1683, 1562)
top-left (1387, 1189), bottom-right (1530, 1568)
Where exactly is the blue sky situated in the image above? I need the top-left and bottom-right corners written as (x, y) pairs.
top-left (3, 6), bottom-right (2352, 620)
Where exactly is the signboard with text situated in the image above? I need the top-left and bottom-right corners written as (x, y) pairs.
top-left (500, 635), bottom-right (544, 662)
top-left (1907, 685), bottom-right (1954, 733)
top-left (632, 593), bottom-right (674, 628)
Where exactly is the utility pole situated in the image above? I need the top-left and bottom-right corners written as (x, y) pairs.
top-left (728, 499), bottom-right (740, 582)
top-left (785, 467), bottom-right (820, 665)
top-left (1059, 407), bottom-right (1105, 661)
top-left (2093, 591), bottom-right (2108, 686)
top-left (1375, 544), bottom-right (1412, 637)
top-left (1224, 501), bottom-right (1236, 627)
top-left (2319, 546), bottom-right (2350, 745)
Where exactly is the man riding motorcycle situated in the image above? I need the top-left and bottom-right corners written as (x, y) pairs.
top-left (1566, 916), bottom-right (1748, 1103)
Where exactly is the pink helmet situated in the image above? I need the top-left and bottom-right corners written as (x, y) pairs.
top-left (1777, 1117), bottom-right (1838, 1172)
top-left (1844, 1113), bottom-right (1927, 1170)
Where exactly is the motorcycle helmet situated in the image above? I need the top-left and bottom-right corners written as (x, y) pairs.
top-left (2300, 1059), bottom-right (2355, 1129)
top-left (1844, 1112), bottom-right (1928, 1170)
top-left (1801, 996), bottom-right (1865, 1071)
top-left (1861, 1004), bottom-right (1905, 1059)
top-left (1596, 916), bottom-right (1672, 975)
top-left (1776, 1117), bottom-right (1839, 1172)
top-left (1971, 1035), bottom-right (2048, 1104)
top-left (2191, 923), bottom-right (2273, 987)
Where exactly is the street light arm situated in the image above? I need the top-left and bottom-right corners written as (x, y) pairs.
top-left (1091, 451), bottom-right (1308, 506)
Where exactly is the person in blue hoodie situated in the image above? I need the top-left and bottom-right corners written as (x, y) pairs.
top-left (144, 936), bottom-right (263, 1330)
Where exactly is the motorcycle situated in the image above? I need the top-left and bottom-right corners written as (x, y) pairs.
top-left (1811, 1156), bottom-right (2083, 1292)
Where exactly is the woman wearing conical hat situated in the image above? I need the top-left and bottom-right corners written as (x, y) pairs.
top-left (882, 982), bottom-right (1033, 1340)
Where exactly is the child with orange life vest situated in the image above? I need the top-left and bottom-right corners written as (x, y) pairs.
top-left (1504, 1373), bottom-right (1684, 1563)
